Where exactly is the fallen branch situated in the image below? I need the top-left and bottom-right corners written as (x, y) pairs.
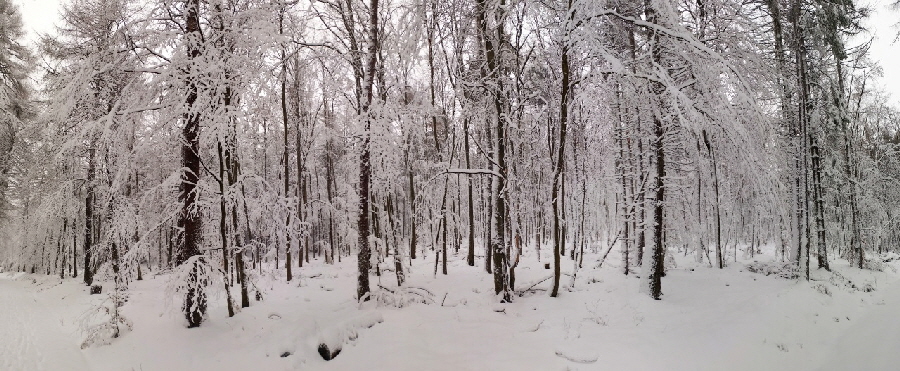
top-left (527, 320), bottom-right (543, 332)
top-left (555, 349), bottom-right (599, 364)
top-left (518, 275), bottom-right (554, 296)
top-left (595, 232), bottom-right (621, 269)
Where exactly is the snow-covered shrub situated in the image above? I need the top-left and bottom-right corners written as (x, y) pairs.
top-left (826, 270), bottom-right (877, 293)
top-left (166, 255), bottom-right (212, 325)
top-left (811, 282), bottom-right (831, 296)
top-left (745, 261), bottom-right (798, 279)
top-left (80, 291), bottom-right (132, 349)
top-left (863, 258), bottom-right (885, 272)
top-left (244, 269), bottom-right (266, 302)
top-left (665, 251), bottom-right (678, 270)
top-left (881, 252), bottom-right (900, 262)
top-left (369, 286), bottom-right (434, 308)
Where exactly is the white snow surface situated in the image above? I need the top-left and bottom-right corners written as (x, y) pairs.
top-left (3, 246), bottom-right (900, 371)
top-left (0, 273), bottom-right (90, 370)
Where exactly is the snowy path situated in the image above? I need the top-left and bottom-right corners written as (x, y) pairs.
top-left (0, 276), bottom-right (89, 371)
top-left (817, 279), bottom-right (900, 371)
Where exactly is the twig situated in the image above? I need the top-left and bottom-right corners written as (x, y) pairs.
top-left (376, 284), bottom-right (396, 293)
top-left (405, 286), bottom-right (436, 297)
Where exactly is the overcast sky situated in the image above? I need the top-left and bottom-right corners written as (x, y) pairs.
top-left (10, 0), bottom-right (900, 105)
top-left (14, 0), bottom-right (60, 43)
top-left (860, 0), bottom-right (899, 104)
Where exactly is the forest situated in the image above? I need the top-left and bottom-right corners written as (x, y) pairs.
top-left (2, 0), bottom-right (900, 369)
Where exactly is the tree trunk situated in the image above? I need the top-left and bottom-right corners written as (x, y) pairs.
top-left (811, 137), bottom-right (829, 270)
top-left (617, 90), bottom-right (632, 275)
top-left (645, 0), bottom-right (666, 300)
top-left (790, 0), bottom-right (811, 279)
top-left (280, 10), bottom-right (293, 283)
top-left (703, 131), bottom-right (723, 269)
top-left (832, 46), bottom-right (861, 269)
top-left (465, 118), bottom-right (476, 266)
top-left (83, 145), bottom-right (95, 286)
top-left (551, 0), bottom-right (573, 297)
top-left (356, 0), bottom-right (380, 301)
top-left (476, 0), bottom-right (510, 302)
top-left (407, 153), bottom-right (417, 260)
top-left (176, 0), bottom-right (206, 328)
top-left (217, 142), bottom-right (235, 317)
top-left (441, 184), bottom-right (449, 275)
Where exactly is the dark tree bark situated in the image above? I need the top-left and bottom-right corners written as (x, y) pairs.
top-left (441, 183), bottom-right (449, 275)
top-left (217, 141), bottom-right (235, 317)
top-left (551, 0), bottom-right (574, 298)
top-left (176, 0), bottom-right (206, 328)
top-left (790, 0), bottom-right (811, 279)
top-left (407, 152), bottom-right (417, 260)
top-left (280, 9), bottom-right (293, 283)
top-left (465, 118), bottom-right (476, 266)
top-left (226, 129), bottom-right (249, 307)
top-left (702, 131), bottom-right (723, 269)
top-left (212, 1), bottom-right (236, 318)
top-left (484, 169), bottom-right (493, 274)
top-left (356, 0), bottom-right (380, 301)
top-left (386, 194), bottom-right (404, 285)
top-left (811, 137), bottom-right (829, 271)
top-left (637, 139), bottom-right (646, 268)
top-left (616, 83), bottom-right (631, 275)
top-left (239, 182), bottom-right (253, 307)
top-left (476, 0), bottom-right (510, 302)
top-left (83, 145), bottom-right (95, 286)
top-left (293, 56), bottom-right (309, 269)
top-left (58, 218), bottom-right (67, 279)
top-left (645, 0), bottom-right (666, 300)
top-left (72, 225), bottom-right (77, 278)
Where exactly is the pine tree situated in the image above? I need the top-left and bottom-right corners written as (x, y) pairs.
top-left (0, 0), bottom-right (30, 219)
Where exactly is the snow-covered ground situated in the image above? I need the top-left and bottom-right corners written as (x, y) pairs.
top-left (0, 273), bottom-right (90, 370)
top-left (2, 246), bottom-right (900, 371)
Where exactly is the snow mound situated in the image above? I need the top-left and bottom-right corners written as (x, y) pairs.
top-left (316, 311), bottom-right (384, 360)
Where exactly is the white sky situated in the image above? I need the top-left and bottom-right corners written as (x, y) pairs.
top-left (9, 0), bottom-right (900, 105)
top-left (860, 0), bottom-right (900, 104)
top-left (14, 0), bottom-right (63, 43)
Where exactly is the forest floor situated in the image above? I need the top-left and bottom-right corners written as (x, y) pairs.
top-left (2, 245), bottom-right (900, 371)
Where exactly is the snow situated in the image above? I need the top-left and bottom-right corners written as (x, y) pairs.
top-left (0, 274), bottom-right (89, 371)
top-left (3, 247), bottom-right (900, 371)
top-left (817, 280), bottom-right (900, 371)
